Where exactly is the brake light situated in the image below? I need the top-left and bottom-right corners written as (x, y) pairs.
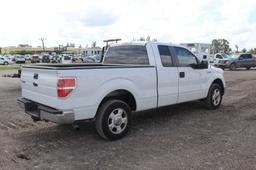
top-left (57, 77), bottom-right (76, 97)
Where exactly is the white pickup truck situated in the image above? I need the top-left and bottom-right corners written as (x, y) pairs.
top-left (18, 42), bottom-right (225, 140)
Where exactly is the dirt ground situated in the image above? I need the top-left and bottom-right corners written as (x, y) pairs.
top-left (0, 69), bottom-right (256, 170)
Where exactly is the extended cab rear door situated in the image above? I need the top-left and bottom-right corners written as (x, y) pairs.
top-left (152, 45), bottom-right (179, 107)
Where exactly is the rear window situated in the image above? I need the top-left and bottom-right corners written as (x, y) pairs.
top-left (104, 45), bottom-right (149, 65)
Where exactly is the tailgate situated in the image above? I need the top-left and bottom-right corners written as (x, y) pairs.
top-left (21, 67), bottom-right (60, 109)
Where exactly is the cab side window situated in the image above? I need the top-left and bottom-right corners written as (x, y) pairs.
top-left (216, 54), bottom-right (223, 59)
top-left (158, 45), bottom-right (173, 67)
top-left (239, 55), bottom-right (245, 59)
top-left (174, 47), bottom-right (198, 67)
top-left (245, 54), bottom-right (252, 59)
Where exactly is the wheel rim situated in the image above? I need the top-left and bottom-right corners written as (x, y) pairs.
top-left (108, 108), bottom-right (128, 134)
top-left (212, 89), bottom-right (221, 106)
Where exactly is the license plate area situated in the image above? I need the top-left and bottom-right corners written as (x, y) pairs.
top-left (24, 101), bottom-right (40, 118)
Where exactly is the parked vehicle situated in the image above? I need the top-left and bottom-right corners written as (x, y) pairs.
top-left (42, 55), bottom-right (51, 63)
top-left (61, 55), bottom-right (72, 64)
top-left (214, 53), bottom-right (256, 70)
top-left (24, 55), bottom-right (32, 61)
top-left (31, 55), bottom-right (40, 63)
top-left (51, 55), bottom-right (61, 63)
top-left (2, 55), bottom-right (14, 64)
top-left (0, 57), bottom-right (10, 65)
top-left (15, 55), bottom-right (26, 64)
top-left (212, 53), bottom-right (230, 67)
top-left (18, 42), bottom-right (225, 140)
top-left (7, 55), bottom-right (15, 61)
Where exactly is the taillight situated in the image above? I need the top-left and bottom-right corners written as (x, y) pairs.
top-left (57, 77), bottom-right (76, 98)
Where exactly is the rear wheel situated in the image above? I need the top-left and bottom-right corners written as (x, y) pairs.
top-left (96, 100), bottom-right (131, 140)
top-left (246, 67), bottom-right (251, 70)
top-left (3, 62), bottom-right (8, 65)
top-left (204, 84), bottom-right (222, 110)
top-left (230, 63), bottom-right (236, 71)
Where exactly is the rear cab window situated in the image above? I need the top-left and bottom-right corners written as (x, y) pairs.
top-left (158, 45), bottom-right (174, 67)
top-left (104, 45), bottom-right (149, 65)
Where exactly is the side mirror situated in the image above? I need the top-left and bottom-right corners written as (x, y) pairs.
top-left (190, 61), bottom-right (208, 69)
top-left (200, 60), bottom-right (209, 69)
top-left (203, 55), bottom-right (207, 60)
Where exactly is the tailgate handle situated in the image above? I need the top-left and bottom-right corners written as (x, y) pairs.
top-left (33, 82), bottom-right (38, 87)
top-left (33, 73), bottom-right (39, 79)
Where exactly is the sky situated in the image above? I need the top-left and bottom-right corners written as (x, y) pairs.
top-left (0, 0), bottom-right (256, 50)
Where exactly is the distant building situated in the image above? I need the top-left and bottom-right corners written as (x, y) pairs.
top-left (18, 44), bottom-right (32, 48)
top-left (82, 47), bottom-right (102, 57)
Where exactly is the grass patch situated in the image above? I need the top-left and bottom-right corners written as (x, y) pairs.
top-left (0, 65), bottom-right (18, 71)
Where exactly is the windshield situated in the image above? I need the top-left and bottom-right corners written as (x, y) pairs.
top-left (231, 54), bottom-right (239, 59)
top-left (222, 54), bottom-right (230, 59)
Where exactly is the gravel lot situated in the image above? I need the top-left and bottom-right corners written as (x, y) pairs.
top-left (0, 69), bottom-right (256, 170)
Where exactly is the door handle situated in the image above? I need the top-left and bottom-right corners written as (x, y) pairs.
top-left (179, 72), bottom-right (185, 78)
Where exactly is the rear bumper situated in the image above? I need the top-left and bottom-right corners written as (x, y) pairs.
top-left (17, 98), bottom-right (74, 124)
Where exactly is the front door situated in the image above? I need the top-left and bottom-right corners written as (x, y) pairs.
top-left (172, 46), bottom-right (206, 103)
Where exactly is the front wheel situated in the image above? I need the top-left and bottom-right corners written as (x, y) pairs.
top-left (3, 62), bottom-right (8, 65)
top-left (204, 84), bottom-right (223, 110)
top-left (96, 100), bottom-right (131, 140)
top-left (246, 67), bottom-right (251, 70)
top-left (230, 63), bottom-right (236, 71)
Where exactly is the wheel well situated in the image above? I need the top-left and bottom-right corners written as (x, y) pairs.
top-left (212, 79), bottom-right (225, 95)
top-left (98, 90), bottom-right (137, 112)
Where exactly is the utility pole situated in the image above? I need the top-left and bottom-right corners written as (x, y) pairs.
top-left (39, 38), bottom-right (46, 51)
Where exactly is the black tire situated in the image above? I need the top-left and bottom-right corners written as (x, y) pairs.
top-left (246, 67), bottom-right (251, 70)
top-left (204, 83), bottom-right (222, 110)
top-left (3, 62), bottom-right (8, 65)
top-left (96, 100), bottom-right (131, 140)
top-left (230, 63), bottom-right (236, 71)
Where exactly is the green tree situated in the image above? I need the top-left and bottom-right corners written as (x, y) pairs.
top-left (211, 39), bottom-right (231, 54)
top-left (235, 45), bottom-right (239, 52)
top-left (249, 48), bottom-right (256, 54)
top-left (139, 37), bottom-right (145, 41)
top-left (146, 36), bottom-right (151, 41)
top-left (241, 48), bottom-right (247, 53)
